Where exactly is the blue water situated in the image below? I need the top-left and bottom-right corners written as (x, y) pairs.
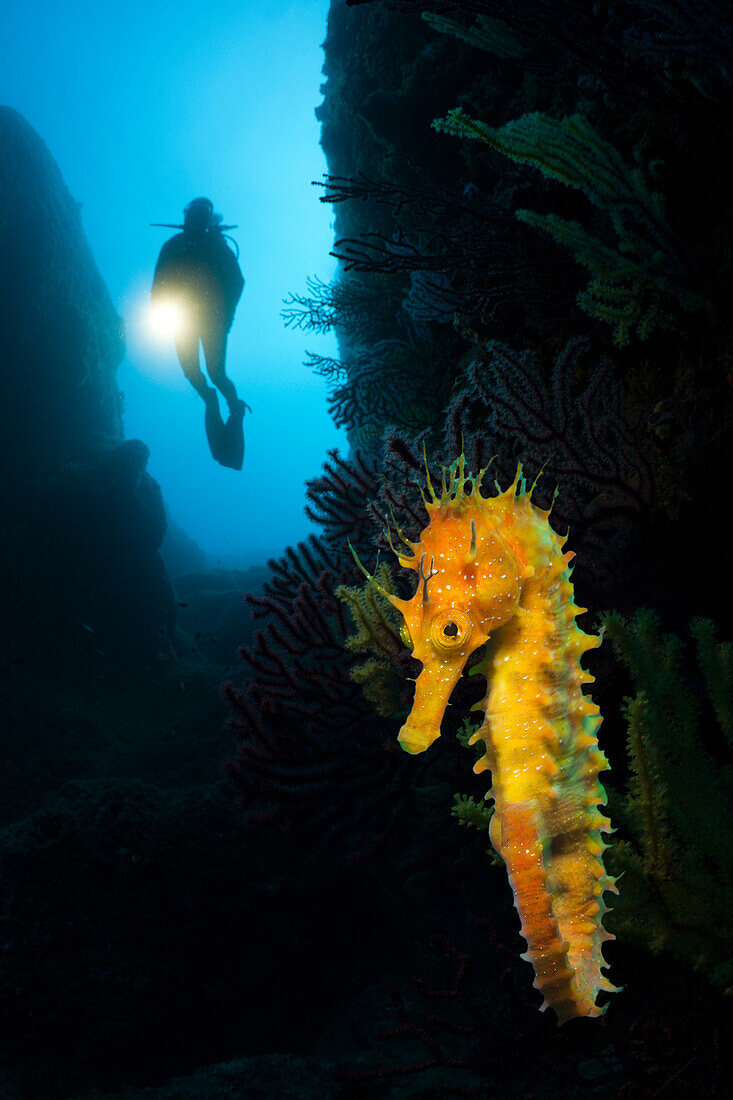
top-left (2, 0), bottom-right (347, 566)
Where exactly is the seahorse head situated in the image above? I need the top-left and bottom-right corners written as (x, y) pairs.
top-left (388, 457), bottom-right (527, 754)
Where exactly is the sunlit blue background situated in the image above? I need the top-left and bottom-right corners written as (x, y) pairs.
top-left (2, 0), bottom-right (345, 567)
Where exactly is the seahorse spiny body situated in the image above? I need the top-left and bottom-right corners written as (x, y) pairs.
top-left (381, 456), bottom-right (617, 1023)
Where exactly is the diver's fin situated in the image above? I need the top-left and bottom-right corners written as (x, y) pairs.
top-left (203, 389), bottom-right (227, 465)
top-left (218, 400), bottom-right (246, 471)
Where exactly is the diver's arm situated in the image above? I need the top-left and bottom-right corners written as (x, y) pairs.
top-left (215, 239), bottom-right (245, 324)
top-left (151, 237), bottom-right (183, 301)
top-left (151, 244), bottom-right (171, 301)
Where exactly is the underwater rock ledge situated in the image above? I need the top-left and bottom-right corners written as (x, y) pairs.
top-left (0, 107), bottom-right (175, 665)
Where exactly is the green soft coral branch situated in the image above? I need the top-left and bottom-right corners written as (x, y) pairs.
top-left (602, 611), bottom-right (716, 864)
top-left (433, 108), bottom-right (704, 344)
top-left (433, 110), bottom-right (666, 224)
top-left (620, 692), bottom-right (677, 880)
top-left (422, 11), bottom-right (524, 59)
top-left (690, 616), bottom-right (733, 746)
top-left (601, 610), bottom-right (733, 990)
top-left (349, 658), bottom-right (404, 719)
top-left (337, 562), bottom-right (402, 660)
top-left (451, 793), bottom-right (501, 864)
top-left (336, 563), bottom-right (406, 718)
top-left (451, 792), bottom-right (494, 829)
top-left (516, 209), bottom-right (696, 345)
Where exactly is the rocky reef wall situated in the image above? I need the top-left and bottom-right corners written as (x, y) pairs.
top-left (0, 106), bottom-right (124, 482)
top-left (0, 106), bottom-right (174, 663)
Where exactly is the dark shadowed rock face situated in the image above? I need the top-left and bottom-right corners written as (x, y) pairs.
top-left (0, 106), bottom-right (125, 484)
top-left (0, 107), bottom-right (175, 663)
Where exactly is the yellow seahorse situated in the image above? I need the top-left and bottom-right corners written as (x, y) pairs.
top-left (357, 454), bottom-right (618, 1023)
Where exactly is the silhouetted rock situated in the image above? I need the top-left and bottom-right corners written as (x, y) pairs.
top-left (12, 438), bottom-right (177, 662)
top-left (80, 1054), bottom-right (337, 1099)
top-left (161, 516), bottom-right (208, 577)
top-left (173, 566), bottom-right (268, 664)
top-left (0, 108), bottom-right (175, 664)
top-left (0, 780), bottom-right (316, 1096)
top-left (0, 106), bottom-right (124, 485)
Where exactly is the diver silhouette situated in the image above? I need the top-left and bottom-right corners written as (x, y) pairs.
top-left (151, 197), bottom-right (249, 470)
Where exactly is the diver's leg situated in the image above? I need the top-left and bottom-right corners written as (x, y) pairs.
top-left (202, 325), bottom-right (240, 411)
top-left (174, 330), bottom-right (212, 400)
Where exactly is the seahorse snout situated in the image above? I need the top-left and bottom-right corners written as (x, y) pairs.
top-left (397, 721), bottom-right (440, 754)
top-left (397, 655), bottom-right (467, 754)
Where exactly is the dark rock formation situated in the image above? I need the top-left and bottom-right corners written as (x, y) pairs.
top-left (12, 438), bottom-right (177, 662)
top-left (0, 107), bottom-right (175, 664)
top-left (0, 106), bottom-right (124, 481)
top-left (160, 516), bottom-right (208, 577)
top-left (173, 566), bottom-right (268, 664)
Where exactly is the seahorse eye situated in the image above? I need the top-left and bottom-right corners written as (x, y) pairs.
top-left (430, 609), bottom-right (473, 652)
top-left (399, 621), bottom-right (413, 650)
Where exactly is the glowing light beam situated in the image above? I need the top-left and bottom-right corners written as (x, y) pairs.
top-left (147, 299), bottom-right (186, 341)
